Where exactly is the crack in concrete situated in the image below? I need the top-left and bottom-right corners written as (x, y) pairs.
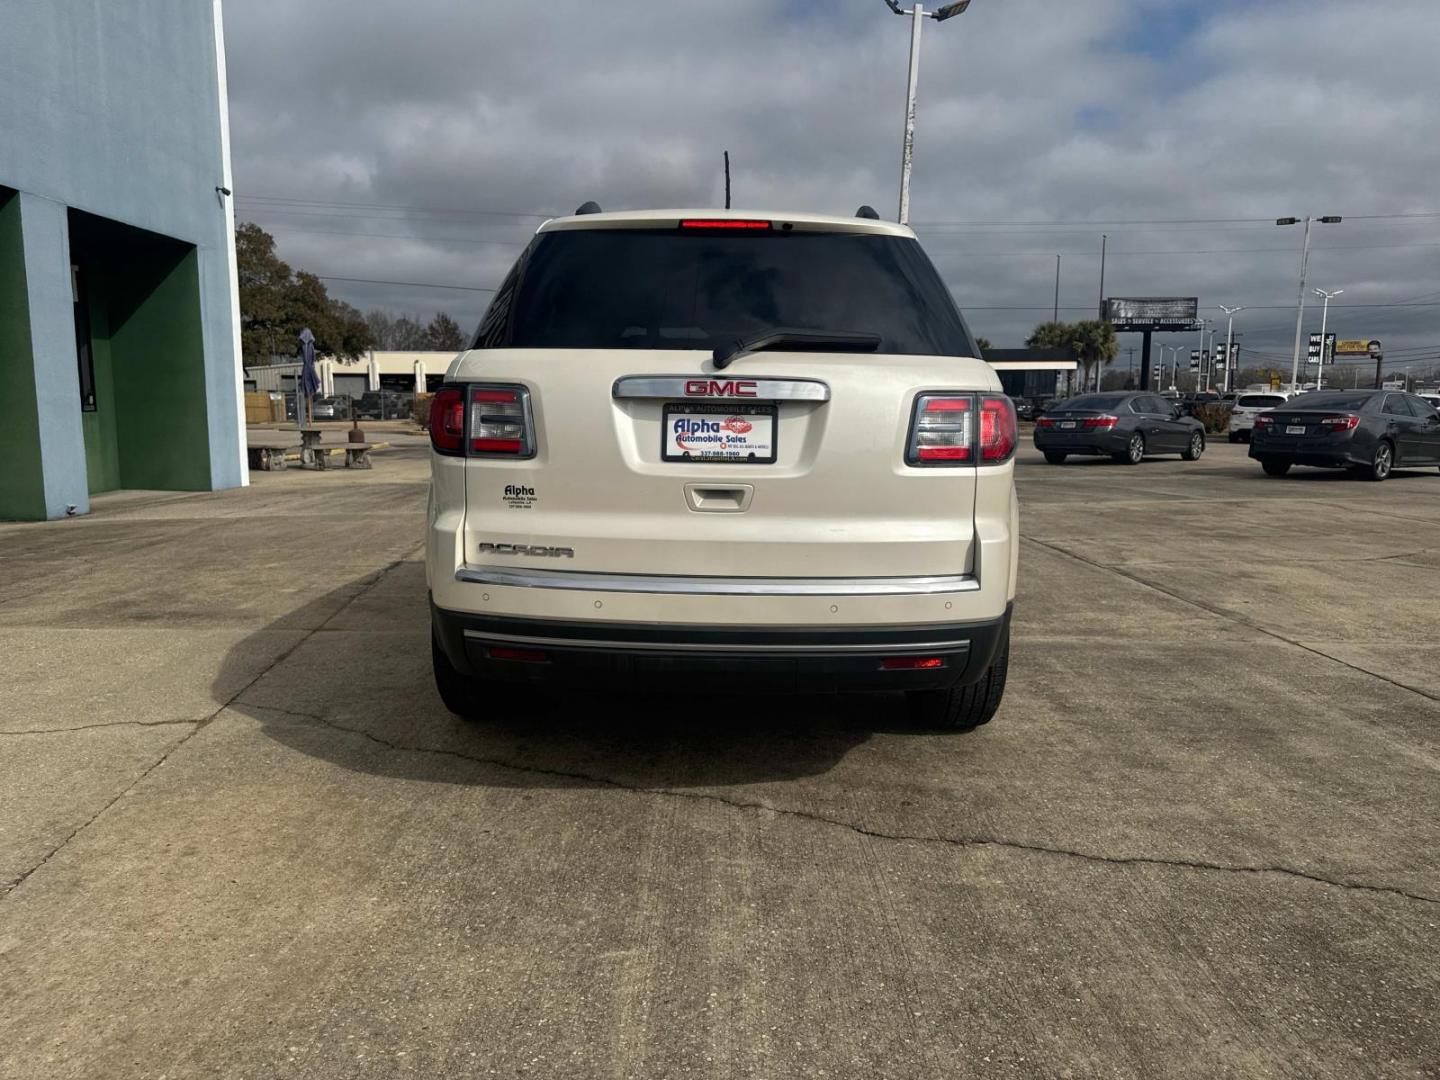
top-left (0, 719), bottom-right (198, 737)
top-left (1023, 535), bottom-right (1440, 707)
top-left (0, 550), bottom-right (422, 902)
top-left (237, 701), bottom-right (1440, 909)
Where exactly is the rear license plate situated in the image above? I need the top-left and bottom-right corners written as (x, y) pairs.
top-left (1059, 421), bottom-right (1077, 430)
top-left (663, 403), bottom-right (777, 463)
top-left (1286, 425), bottom-right (1306, 435)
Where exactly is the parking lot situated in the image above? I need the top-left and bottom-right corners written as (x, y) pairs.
top-left (2, 436), bottom-right (1438, 1079)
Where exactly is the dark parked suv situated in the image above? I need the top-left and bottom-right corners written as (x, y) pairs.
top-left (1250, 390), bottom-right (1440, 480)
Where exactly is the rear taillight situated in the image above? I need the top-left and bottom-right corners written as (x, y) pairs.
top-left (1035, 417), bottom-right (1055, 428)
top-left (907, 394), bottom-right (973, 464)
top-left (469, 385), bottom-right (535, 457)
top-left (429, 387), bottom-right (465, 455)
top-left (1254, 414), bottom-right (1275, 428)
top-left (1083, 415), bottom-right (1119, 429)
top-left (1231, 408), bottom-right (1244, 416)
top-left (1319, 415), bottom-right (1360, 432)
top-left (979, 395), bottom-right (1018, 463)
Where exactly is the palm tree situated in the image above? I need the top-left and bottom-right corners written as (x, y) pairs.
top-left (1070, 320), bottom-right (1118, 391)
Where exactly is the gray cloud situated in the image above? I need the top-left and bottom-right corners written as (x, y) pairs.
top-left (223, 0), bottom-right (1440, 376)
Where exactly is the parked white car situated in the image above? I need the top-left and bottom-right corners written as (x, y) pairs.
top-left (1229, 391), bottom-right (1295, 442)
top-left (425, 206), bottom-right (1018, 730)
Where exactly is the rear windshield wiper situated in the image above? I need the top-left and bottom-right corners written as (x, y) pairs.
top-left (713, 329), bottom-right (882, 369)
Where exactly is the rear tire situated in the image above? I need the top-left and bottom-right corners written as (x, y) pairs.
top-left (432, 631), bottom-right (482, 719)
top-left (1182, 431), bottom-right (1205, 461)
top-left (1113, 432), bottom-right (1145, 465)
top-left (1357, 440), bottom-right (1394, 482)
top-left (1043, 452), bottom-right (1068, 465)
top-left (1227, 432), bottom-right (1239, 444)
top-left (907, 628), bottom-right (1010, 732)
top-left (1261, 459), bottom-right (1292, 477)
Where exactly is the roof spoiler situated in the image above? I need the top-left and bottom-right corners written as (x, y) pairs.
top-left (574, 201), bottom-right (603, 215)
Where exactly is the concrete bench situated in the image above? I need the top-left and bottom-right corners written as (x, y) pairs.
top-left (247, 444), bottom-right (297, 472)
top-left (344, 443), bottom-right (374, 470)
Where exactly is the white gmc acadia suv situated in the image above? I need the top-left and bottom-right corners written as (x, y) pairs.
top-left (426, 206), bottom-right (1018, 730)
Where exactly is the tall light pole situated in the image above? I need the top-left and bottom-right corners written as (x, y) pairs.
top-left (1278, 216), bottom-right (1342, 390)
top-left (1312, 287), bottom-right (1342, 390)
top-left (883, 0), bottom-right (974, 224)
top-left (1219, 305), bottom-right (1243, 395)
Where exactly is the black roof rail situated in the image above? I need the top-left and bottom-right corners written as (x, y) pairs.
top-left (574, 201), bottom-right (603, 215)
top-left (855, 205), bottom-right (880, 220)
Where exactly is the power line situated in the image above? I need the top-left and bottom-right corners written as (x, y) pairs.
top-left (237, 193), bottom-right (554, 220)
top-left (316, 275), bottom-right (496, 293)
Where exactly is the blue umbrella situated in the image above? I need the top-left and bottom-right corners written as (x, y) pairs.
top-left (298, 328), bottom-right (320, 397)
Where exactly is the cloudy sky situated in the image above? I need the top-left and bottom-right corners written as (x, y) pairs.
top-left (223, 0), bottom-right (1440, 379)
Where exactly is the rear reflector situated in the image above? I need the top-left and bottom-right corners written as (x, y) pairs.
top-left (488, 646), bottom-right (548, 663)
top-left (429, 387), bottom-right (465, 455)
top-left (680, 219), bottom-right (771, 230)
top-left (979, 396), bottom-right (1018, 463)
top-left (908, 394), bottom-right (973, 465)
top-left (881, 657), bottom-right (946, 670)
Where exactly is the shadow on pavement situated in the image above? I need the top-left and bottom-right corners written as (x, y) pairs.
top-left (216, 575), bottom-right (889, 791)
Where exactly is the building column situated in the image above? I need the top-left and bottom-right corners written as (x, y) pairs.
top-left (18, 193), bottom-right (90, 519)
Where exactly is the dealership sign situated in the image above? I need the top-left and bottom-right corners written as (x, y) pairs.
top-left (1104, 297), bottom-right (1201, 332)
top-left (1334, 339), bottom-right (1383, 357)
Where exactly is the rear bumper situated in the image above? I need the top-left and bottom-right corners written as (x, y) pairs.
top-left (1249, 432), bottom-right (1363, 468)
top-left (1033, 429), bottom-right (1127, 455)
top-left (432, 597), bottom-right (1013, 693)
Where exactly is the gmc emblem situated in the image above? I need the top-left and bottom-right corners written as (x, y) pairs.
top-left (685, 379), bottom-right (758, 398)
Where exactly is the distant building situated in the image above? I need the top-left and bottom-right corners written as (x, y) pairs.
top-left (0, 1), bottom-right (245, 520)
top-left (244, 351), bottom-right (462, 397)
top-left (982, 349), bottom-right (1079, 399)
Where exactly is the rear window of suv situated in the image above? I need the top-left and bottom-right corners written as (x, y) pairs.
top-left (473, 227), bottom-right (978, 357)
top-left (1238, 395), bottom-right (1286, 407)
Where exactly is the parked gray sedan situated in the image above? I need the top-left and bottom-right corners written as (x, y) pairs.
top-left (1034, 392), bottom-right (1207, 465)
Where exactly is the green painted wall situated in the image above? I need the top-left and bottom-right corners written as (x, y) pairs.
top-left (0, 190), bottom-right (47, 521)
top-left (93, 241), bottom-right (211, 491)
top-left (82, 285), bottom-right (120, 493)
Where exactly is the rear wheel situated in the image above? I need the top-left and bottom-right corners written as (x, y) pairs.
top-left (1113, 432), bottom-right (1145, 465)
top-left (907, 628), bottom-right (1009, 732)
top-left (1182, 431), bottom-right (1205, 461)
top-left (1227, 432), bottom-right (1240, 443)
top-left (1357, 440), bottom-right (1394, 482)
top-left (432, 631), bottom-right (483, 719)
top-left (1261, 459), bottom-right (1292, 477)
top-left (1043, 452), bottom-right (1068, 465)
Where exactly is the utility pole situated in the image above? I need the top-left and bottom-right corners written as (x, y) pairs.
top-left (1277, 215), bottom-right (1341, 389)
top-left (1053, 255), bottom-right (1061, 323)
top-left (1312, 287), bottom-right (1342, 390)
top-left (1098, 233), bottom-right (1107, 317)
top-left (883, 0), bottom-right (974, 224)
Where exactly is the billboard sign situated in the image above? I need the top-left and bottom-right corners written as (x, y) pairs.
top-left (1105, 297), bottom-right (1201, 332)
top-left (1334, 339), bottom-right (1383, 357)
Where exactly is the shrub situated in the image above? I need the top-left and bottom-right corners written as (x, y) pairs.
top-left (411, 393), bottom-right (433, 430)
top-left (1192, 403), bottom-right (1232, 434)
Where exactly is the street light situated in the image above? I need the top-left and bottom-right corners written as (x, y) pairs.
top-left (1218, 305), bottom-right (1243, 395)
top-left (882, 0), bottom-right (975, 224)
top-left (1312, 287), bottom-right (1343, 390)
top-left (1277, 215), bottom-right (1342, 389)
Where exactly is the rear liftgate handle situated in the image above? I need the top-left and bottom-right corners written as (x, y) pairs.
top-left (684, 484), bottom-right (754, 513)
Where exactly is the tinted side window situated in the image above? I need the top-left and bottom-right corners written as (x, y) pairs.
top-left (471, 250), bottom-right (528, 350)
top-left (491, 229), bottom-right (977, 356)
top-left (1405, 395), bottom-right (1437, 419)
top-left (1383, 394), bottom-right (1416, 417)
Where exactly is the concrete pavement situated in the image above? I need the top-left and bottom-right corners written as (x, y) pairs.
top-left (2, 439), bottom-right (1438, 1078)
